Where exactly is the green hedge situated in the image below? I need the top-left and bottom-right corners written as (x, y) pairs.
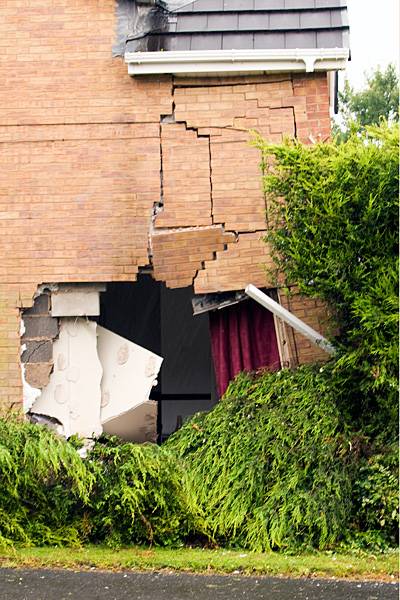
top-left (257, 123), bottom-right (399, 438)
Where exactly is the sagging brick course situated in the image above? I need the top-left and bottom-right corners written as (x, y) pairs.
top-left (195, 232), bottom-right (275, 294)
top-left (152, 226), bottom-right (236, 289)
top-left (0, 0), bottom-right (333, 409)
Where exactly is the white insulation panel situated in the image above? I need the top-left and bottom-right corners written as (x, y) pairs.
top-left (97, 325), bottom-right (163, 425)
top-left (31, 318), bottom-right (103, 438)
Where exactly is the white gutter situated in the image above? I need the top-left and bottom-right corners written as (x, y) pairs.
top-left (245, 284), bottom-right (335, 356)
top-left (125, 48), bottom-right (349, 76)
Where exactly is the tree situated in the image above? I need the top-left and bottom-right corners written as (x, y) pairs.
top-left (336, 64), bottom-right (399, 135)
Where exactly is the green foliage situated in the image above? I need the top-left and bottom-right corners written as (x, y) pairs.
top-left (0, 417), bottom-right (93, 547)
top-left (166, 366), bottom-right (354, 551)
top-left (335, 64), bottom-right (399, 138)
top-left (352, 444), bottom-right (399, 548)
top-left (257, 123), bottom-right (399, 437)
top-left (0, 420), bottom-right (190, 549)
top-left (86, 437), bottom-right (190, 547)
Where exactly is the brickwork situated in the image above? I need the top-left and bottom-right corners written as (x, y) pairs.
top-left (0, 0), bottom-right (333, 409)
top-left (195, 233), bottom-right (274, 294)
top-left (0, 0), bottom-right (172, 125)
top-left (157, 123), bottom-right (212, 228)
top-left (152, 227), bottom-right (235, 289)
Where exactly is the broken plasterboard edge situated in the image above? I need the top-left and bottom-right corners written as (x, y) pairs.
top-left (20, 323), bottom-right (42, 412)
top-left (102, 400), bottom-right (158, 443)
top-left (30, 318), bottom-right (103, 438)
top-left (97, 325), bottom-right (163, 425)
top-left (21, 358), bottom-right (41, 413)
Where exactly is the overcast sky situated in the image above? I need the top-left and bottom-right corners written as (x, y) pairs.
top-left (344, 0), bottom-right (399, 89)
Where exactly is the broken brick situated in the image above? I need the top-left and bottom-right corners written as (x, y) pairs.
top-left (24, 362), bottom-right (53, 389)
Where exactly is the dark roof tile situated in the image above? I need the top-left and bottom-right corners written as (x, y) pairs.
top-left (190, 32), bottom-right (223, 48)
top-left (316, 29), bottom-right (345, 46)
top-left (254, 31), bottom-right (285, 48)
top-left (285, 30), bottom-right (317, 47)
top-left (238, 12), bottom-right (270, 30)
top-left (315, 0), bottom-right (346, 6)
top-left (223, 0), bottom-right (253, 9)
top-left (176, 14), bottom-right (208, 31)
top-left (269, 11), bottom-right (300, 28)
top-left (125, 0), bottom-right (349, 54)
top-left (222, 32), bottom-right (254, 49)
top-left (255, 0), bottom-right (285, 8)
top-left (300, 9), bottom-right (331, 28)
top-left (331, 7), bottom-right (348, 26)
top-left (285, 0), bottom-right (315, 8)
top-left (207, 13), bottom-right (239, 29)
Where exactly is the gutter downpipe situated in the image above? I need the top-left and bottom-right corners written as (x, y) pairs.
top-left (245, 284), bottom-right (335, 356)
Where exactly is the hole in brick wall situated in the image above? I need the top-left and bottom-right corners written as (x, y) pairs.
top-left (19, 281), bottom-right (286, 445)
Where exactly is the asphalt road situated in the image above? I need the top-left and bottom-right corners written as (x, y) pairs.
top-left (0, 568), bottom-right (398, 600)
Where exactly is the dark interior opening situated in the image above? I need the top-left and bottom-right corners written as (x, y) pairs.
top-left (98, 275), bottom-right (217, 442)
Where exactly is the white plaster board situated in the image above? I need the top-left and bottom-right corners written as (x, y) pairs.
top-left (102, 400), bottom-right (158, 443)
top-left (31, 318), bottom-right (103, 438)
top-left (51, 290), bottom-right (100, 317)
top-left (97, 325), bottom-right (163, 424)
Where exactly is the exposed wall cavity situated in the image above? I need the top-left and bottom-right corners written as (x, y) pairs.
top-left (20, 284), bottom-right (163, 444)
top-left (21, 291), bottom-right (58, 410)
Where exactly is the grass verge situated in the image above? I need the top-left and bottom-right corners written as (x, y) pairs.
top-left (0, 546), bottom-right (398, 582)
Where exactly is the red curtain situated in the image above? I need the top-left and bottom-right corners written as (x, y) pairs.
top-left (209, 299), bottom-right (281, 398)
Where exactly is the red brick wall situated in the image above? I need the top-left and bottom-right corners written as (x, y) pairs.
top-left (0, 0), bottom-right (332, 409)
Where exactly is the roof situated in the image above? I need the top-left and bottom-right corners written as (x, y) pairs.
top-left (125, 0), bottom-right (349, 54)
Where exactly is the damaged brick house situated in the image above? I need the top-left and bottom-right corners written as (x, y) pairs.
top-left (0, 0), bottom-right (349, 442)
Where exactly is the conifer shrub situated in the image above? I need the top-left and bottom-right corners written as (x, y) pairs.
top-left (86, 437), bottom-right (190, 547)
top-left (351, 443), bottom-right (399, 548)
top-left (254, 122), bottom-right (399, 548)
top-left (0, 417), bottom-right (92, 547)
top-left (166, 365), bottom-right (354, 551)
top-left (257, 123), bottom-right (399, 438)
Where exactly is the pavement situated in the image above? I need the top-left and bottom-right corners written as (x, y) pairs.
top-left (0, 568), bottom-right (398, 600)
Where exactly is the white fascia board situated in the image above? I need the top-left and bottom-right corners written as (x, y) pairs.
top-left (125, 48), bottom-right (349, 77)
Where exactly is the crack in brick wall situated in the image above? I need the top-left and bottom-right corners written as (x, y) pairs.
top-left (148, 73), bottom-right (331, 292)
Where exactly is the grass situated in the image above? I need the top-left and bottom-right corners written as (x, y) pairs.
top-left (0, 545), bottom-right (398, 582)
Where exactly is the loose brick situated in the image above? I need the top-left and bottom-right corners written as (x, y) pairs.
top-left (24, 362), bottom-right (53, 389)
